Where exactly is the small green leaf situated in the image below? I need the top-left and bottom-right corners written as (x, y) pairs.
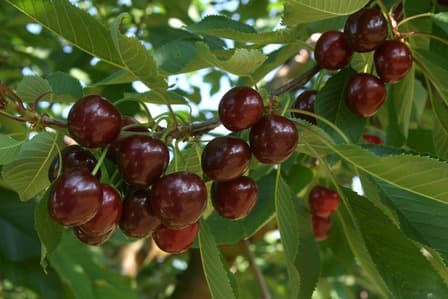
top-left (47, 71), bottom-right (83, 100)
top-left (122, 90), bottom-right (188, 105)
top-left (16, 76), bottom-right (52, 103)
top-left (0, 134), bottom-right (24, 165)
top-left (433, 12), bottom-right (448, 36)
top-left (91, 70), bottom-right (137, 87)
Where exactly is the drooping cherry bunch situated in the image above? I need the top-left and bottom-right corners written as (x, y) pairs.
top-left (308, 186), bottom-right (341, 241)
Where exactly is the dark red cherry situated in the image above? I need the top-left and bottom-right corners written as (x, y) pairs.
top-left (68, 95), bottom-right (122, 148)
top-left (212, 176), bottom-right (258, 220)
top-left (249, 115), bottom-right (298, 164)
top-left (309, 186), bottom-right (340, 218)
top-left (117, 135), bottom-right (169, 187)
top-left (291, 90), bottom-right (317, 124)
top-left (438, 0), bottom-right (448, 6)
top-left (119, 189), bottom-right (160, 238)
top-left (201, 137), bottom-right (251, 181)
top-left (153, 222), bottom-right (199, 254)
top-left (346, 73), bottom-right (386, 118)
top-left (79, 184), bottom-right (122, 235)
top-left (48, 169), bottom-right (102, 226)
top-left (150, 172), bottom-right (207, 229)
top-left (312, 215), bottom-right (332, 241)
top-left (219, 86), bottom-right (264, 131)
top-left (363, 134), bottom-right (383, 145)
top-left (374, 40), bottom-right (413, 83)
top-left (48, 145), bottom-right (99, 182)
top-left (344, 8), bottom-right (388, 52)
top-left (73, 226), bottom-right (115, 246)
top-left (314, 31), bottom-right (353, 70)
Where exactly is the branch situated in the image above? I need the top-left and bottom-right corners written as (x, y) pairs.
top-left (269, 64), bottom-right (321, 99)
top-left (243, 239), bottom-right (272, 299)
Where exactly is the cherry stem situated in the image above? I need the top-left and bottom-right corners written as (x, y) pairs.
top-left (397, 12), bottom-right (432, 28)
top-left (166, 118), bottom-right (221, 140)
top-left (0, 81), bottom-right (27, 114)
top-left (376, 0), bottom-right (394, 38)
top-left (243, 239), bottom-right (272, 299)
top-left (400, 31), bottom-right (448, 47)
top-left (92, 145), bottom-right (110, 176)
top-left (269, 64), bottom-right (321, 99)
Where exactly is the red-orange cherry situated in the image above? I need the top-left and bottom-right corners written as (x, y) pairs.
top-left (315, 31), bottom-right (353, 70)
top-left (291, 90), bottom-right (317, 124)
top-left (363, 134), bottom-right (383, 145)
top-left (312, 215), bottom-right (332, 241)
top-left (374, 40), bottom-right (413, 83)
top-left (309, 186), bottom-right (340, 218)
top-left (153, 222), bottom-right (199, 254)
top-left (73, 226), bottom-right (115, 246)
top-left (346, 73), bottom-right (386, 118)
top-left (219, 86), bottom-right (264, 131)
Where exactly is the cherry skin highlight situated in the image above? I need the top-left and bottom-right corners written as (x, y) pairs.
top-left (374, 40), bottom-right (413, 83)
top-left (346, 73), bottom-right (387, 118)
top-left (67, 95), bottom-right (121, 148)
top-left (312, 215), bottom-right (332, 241)
top-left (48, 169), bottom-right (102, 226)
top-left (309, 186), bottom-right (340, 218)
top-left (211, 176), bottom-right (258, 220)
top-left (249, 115), bottom-right (298, 164)
top-left (150, 172), bottom-right (207, 229)
top-left (201, 137), bottom-right (251, 181)
top-left (219, 86), bottom-right (264, 131)
top-left (153, 222), bottom-right (199, 254)
top-left (291, 90), bottom-right (317, 124)
top-left (314, 31), bottom-right (353, 70)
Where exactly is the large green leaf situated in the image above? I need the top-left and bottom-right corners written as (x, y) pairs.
top-left (283, 0), bottom-right (369, 25)
top-left (430, 86), bottom-right (448, 161)
top-left (433, 12), bottom-right (448, 35)
top-left (47, 71), bottom-right (83, 100)
top-left (198, 220), bottom-right (238, 299)
top-left (2, 132), bottom-right (58, 201)
top-left (122, 90), bottom-right (188, 105)
top-left (0, 134), bottom-right (24, 165)
top-left (16, 76), bottom-right (52, 102)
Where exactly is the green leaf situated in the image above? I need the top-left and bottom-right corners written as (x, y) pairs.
top-left (433, 12), bottom-right (448, 36)
top-left (122, 90), bottom-right (188, 105)
top-left (283, 0), bottom-right (370, 25)
top-left (315, 68), bottom-right (366, 143)
top-left (345, 189), bottom-right (448, 298)
top-left (47, 71), bottom-right (83, 100)
top-left (34, 189), bottom-right (63, 271)
top-left (91, 70), bottom-right (137, 87)
top-left (198, 220), bottom-right (237, 299)
top-left (16, 76), bottom-right (52, 102)
top-left (430, 86), bottom-right (448, 160)
top-left (2, 132), bottom-right (58, 201)
top-left (0, 134), bottom-right (24, 165)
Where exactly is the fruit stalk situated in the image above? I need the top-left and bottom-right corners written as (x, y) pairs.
top-left (269, 64), bottom-right (321, 98)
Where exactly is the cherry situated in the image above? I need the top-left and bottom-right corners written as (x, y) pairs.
top-left (438, 0), bottom-right (448, 6)
top-left (119, 189), bottom-right (160, 238)
top-left (73, 226), bottom-right (115, 246)
top-left (153, 222), bottom-right (199, 254)
top-left (201, 137), bottom-right (251, 181)
top-left (346, 73), bottom-right (387, 118)
top-left (219, 86), bottom-right (264, 131)
top-left (309, 186), bottom-right (340, 218)
top-left (48, 145), bottom-right (100, 182)
top-left (314, 31), bottom-right (353, 70)
top-left (344, 8), bottom-right (388, 52)
top-left (79, 184), bottom-right (122, 235)
top-left (374, 40), bottom-right (413, 83)
top-left (48, 169), bottom-right (102, 226)
top-left (211, 176), bottom-right (258, 220)
top-left (363, 134), bottom-right (383, 145)
top-left (312, 215), bottom-right (332, 241)
top-left (291, 90), bottom-right (317, 124)
top-left (249, 115), bottom-right (298, 164)
top-left (117, 135), bottom-right (169, 187)
top-left (68, 95), bottom-right (121, 148)
top-left (150, 172), bottom-right (207, 229)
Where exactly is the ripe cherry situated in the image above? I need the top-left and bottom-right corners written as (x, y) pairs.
top-left (211, 176), bottom-right (258, 220)
top-left (314, 31), bottom-right (353, 70)
top-left (201, 137), bottom-right (251, 181)
top-left (153, 222), bottom-right (199, 254)
top-left (309, 186), bottom-right (340, 218)
top-left (346, 73), bottom-right (386, 118)
top-left (73, 226), bottom-right (115, 246)
top-left (312, 215), bottom-right (332, 241)
top-left (363, 134), bottom-right (383, 145)
top-left (374, 40), bottom-right (413, 83)
top-left (79, 184), bottom-right (122, 235)
top-left (48, 145), bottom-right (99, 182)
top-left (119, 189), bottom-right (160, 238)
top-left (249, 115), bottom-right (298, 164)
top-left (48, 169), bottom-right (102, 226)
top-left (438, 0), bottom-right (448, 6)
top-left (150, 172), bottom-right (207, 229)
top-left (117, 135), bottom-right (169, 187)
top-left (344, 8), bottom-right (388, 52)
top-left (68, 95), bottom-right (122, 148)
top-left (291, 90), bottom-right (317, 124)
top-left (219, 86), bottom-right (264, 131)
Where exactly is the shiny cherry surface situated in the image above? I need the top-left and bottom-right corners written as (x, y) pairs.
top-left (291, 90), bottom-right (317, 124)
top-left (73, 226), bottom-right (115, 246)
top-left (212, 176), bottom-right (258, 220)
top-left (153, 222), bottom-right (199, 254)
top-left (201, 137), bottom-right (251, 181)
top-left (119, 189), bottom-right (160, 238)
top-left (315, 31), bottom-right (353, 70)
top-left (219, 86), bottom-right (264, 131)
top-left (150, 172), bottom-right (207, 229)
top-left (117, 135), bottom-right (169, 187)
top-left (312, 215), bottom-right (332, 241)
top-left (68, 95), bottom-right (121, 148)
top-left (309, 186), bottom-right (340, 218)
top-left (374, 40), bottom-right (413, 83)
top-left (49, 169), bottom-right (102, 226)
top-left (249, 115), bottom-right (298, 164)
top-left (79, 184), bottom-right (122, 235)
top-left (344, 8), bottom-right (388, 52)
top-left (346, 73), bottom-right (386, 118)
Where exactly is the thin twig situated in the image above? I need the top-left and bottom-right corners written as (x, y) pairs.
top-left (243, 239), bottom-right (272, 299)
top-left (269, 64), bottom-right (321, 99)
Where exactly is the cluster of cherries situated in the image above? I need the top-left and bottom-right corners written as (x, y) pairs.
top-left (308, 186), bottom-right (341, 241)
